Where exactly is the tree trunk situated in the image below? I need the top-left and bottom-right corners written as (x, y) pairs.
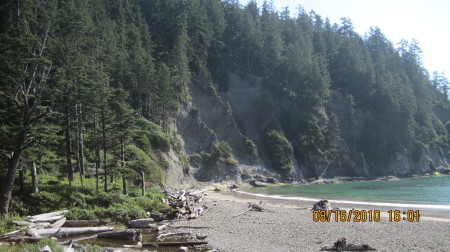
top-left (94, 114), bottom-right (100, 191)
top-left (77, 103), bottom-right (85, 177)
top-left (75, 103), bottom-right (84, 187)
top-left (0, 15), bottom-right (51, 217)
top-left (19, 166), bottom-right (26, 195)
top-left (101, 103), bottom-right (107, 192)
top-left (141, 171), bottom-right (145, 196)
top-left (0, 129), bottom-right (27, 217)
top-left (31, 161), bottom-right (39, 193)
top-left (121, 138), bottom-right (127, 196)
top-left (123, 174), bottom-right (128, 196)
top-left (64, 90), bottom-right (74, 183)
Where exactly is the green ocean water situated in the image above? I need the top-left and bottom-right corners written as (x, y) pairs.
top-left (243, 176), bottom-right (450, 209)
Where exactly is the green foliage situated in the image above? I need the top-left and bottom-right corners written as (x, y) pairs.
top-left (0, 237), bottom-right (64, 252)
top-left (0, 215), bottom-right (23, 235)
top-left (244, 137), bottom-right (258, 156)
top-left (65, 207), bottom-right (97, 220)
top-left (135, 118), bottom-right (170, 152)
top-left (189, 106), bottom-right (200, 116)
top-left (1, 0), bottom-right (450, 214)
top-left (263, 130), bottom-right (294, 172)
top-left (125, 145), bottom-right (163, 185)
top-left (95, 203), bottom-right (147, 222)
top-left (217, 141), bottom-right (238, 165)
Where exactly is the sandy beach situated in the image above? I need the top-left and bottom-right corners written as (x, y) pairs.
top-left (169, 190), bottom-right (450, 252)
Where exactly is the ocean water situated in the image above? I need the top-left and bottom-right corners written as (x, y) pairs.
top-left (242, 176), bottom-right (450, 210)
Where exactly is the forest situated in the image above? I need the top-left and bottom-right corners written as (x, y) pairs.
top-left (1, 0), bottom-right (450, 218)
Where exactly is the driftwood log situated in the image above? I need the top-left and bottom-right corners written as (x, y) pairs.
top-left (0, 228), bottom-right (26, 240)
top-left (48, 217), bottom-right (66, 229)
top-left (156, 232), bottom-right (191, 241)
top-left (142, 241), bottom-right (208, 247)
top-left (311, 200), bottom-right (340, 212)
top-left (233, 202), bottom-right (266, 217)
top-left (97, 229), bottom-right (142, 241)
top-left (58, 234), bottom-right (99, 246)
top-left (27, 227), bottom-right (114, 237)
top-left (165, 189), bottom-right (212, 220)
top-left (63, 220), bottom-right (107, 227)
top-left (320, 238), bottom-right (376, 251)
top-left (129, 218), bottom-right (155, 228)
top-left (26, 210), bottom-right (68, 223)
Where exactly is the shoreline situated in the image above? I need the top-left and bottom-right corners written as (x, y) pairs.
top-left (170, 190), bottom-right (450, 251)
top-left (206, 190), bottom-right (450, 221)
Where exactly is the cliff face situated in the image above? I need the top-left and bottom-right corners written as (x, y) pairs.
top-left (164, 72), bottom-right (450, 187)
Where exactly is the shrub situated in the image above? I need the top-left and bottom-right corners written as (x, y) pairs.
top-left (263, 130), bottom-right (294, 172)
top-left (244, 138), bottom-right (257, 156)
top-left (96, 203), bottom-right (147, 222)
top-left (217, 141), bottom-right (238, 165)
top-left (66, 207), bottom-right (97, 220)
top-left (0, 237), bottom-right (64, 252)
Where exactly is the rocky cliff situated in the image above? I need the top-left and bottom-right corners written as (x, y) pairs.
top-left (164, 72), bottom-right (450, 187)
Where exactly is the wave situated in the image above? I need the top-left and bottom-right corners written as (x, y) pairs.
top-left (237, 190), bottom-right (450, 210)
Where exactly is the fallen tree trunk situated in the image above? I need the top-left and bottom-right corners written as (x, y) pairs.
top-left (63, 220), bottom-right (107, 227)
top-left (58, 234), bottom-right (99, 245)
top-left (27, 226), bottom-right (114, 237)
top-left (0, 228), bottom-right (26, 240)
top-left (31, 215), bottom-right (65, 223)
top-left (48, 217), bottom-right (66, 229)
top-left (142, 241), bottom-right (208, 247)
top-left (97, 229), bottom-right (142, 241)
top-left (233, 202), bottom-right (265, 217)
top-left (27, 210), bottom-right (68, 222)
top-left (129, 218), bottom-right (155, 228)
top-left (157, 232), bottom-right (191, 241)
top-left (169, 226), bottom-right (211, 229)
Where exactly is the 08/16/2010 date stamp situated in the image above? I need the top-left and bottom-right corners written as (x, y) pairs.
top-left (312, 210), bottom-right (420, 222)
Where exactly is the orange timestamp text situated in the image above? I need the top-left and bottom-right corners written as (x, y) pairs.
top-left (312, 210), bottom-right (420, 222)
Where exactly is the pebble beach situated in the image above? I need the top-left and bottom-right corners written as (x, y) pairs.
top-left (170, 191), bottom-right (450, 252)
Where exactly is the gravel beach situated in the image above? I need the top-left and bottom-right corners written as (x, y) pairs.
top-left (170, 191), bottom-right (450, 252)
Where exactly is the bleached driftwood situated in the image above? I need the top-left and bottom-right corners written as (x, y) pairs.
top-left (157, 224), bottom-right (168, 231)
top-left (157, 232), bottom-right (191, 241)
top-left (0, 228), bottom-right (26, 240)
top-left (311, 200), bottom-right (339, 212)
top-left (97, 229), bottom-right (142, 241)
top-left (169, 226), bottom-right (211, 229)
top-left (233, 202), bottom-right (265, 217)
top-left (27, 226), bottom-right (114, 237)
top-left (165, 189), bottom-right (211, 220)
top-left (27, 210), bottom-right (68, 223)
top-left (129, 218), bottom-right (155, 228)
top-left (58, 234), bottom-right (99, 245)
top-left (142, 241), bottom-right (208, 247)
top-left (63, 220), bottom-right (107, 227)
top-left (48, 217), bottom-right (66, 229)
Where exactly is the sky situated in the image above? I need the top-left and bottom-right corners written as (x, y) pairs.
top-left (243, 0), bottom-right (450, 78)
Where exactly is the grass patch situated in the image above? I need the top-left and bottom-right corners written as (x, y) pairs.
top-left (9, 175), bottom-right (168, 223)
top-left (0, 237), bottom-right (63, 252)
top-left (0, 215), bottom-right (23, 235)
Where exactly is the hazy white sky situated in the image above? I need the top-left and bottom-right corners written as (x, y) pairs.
top-left (244, 0), bottom-right (450, 77)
